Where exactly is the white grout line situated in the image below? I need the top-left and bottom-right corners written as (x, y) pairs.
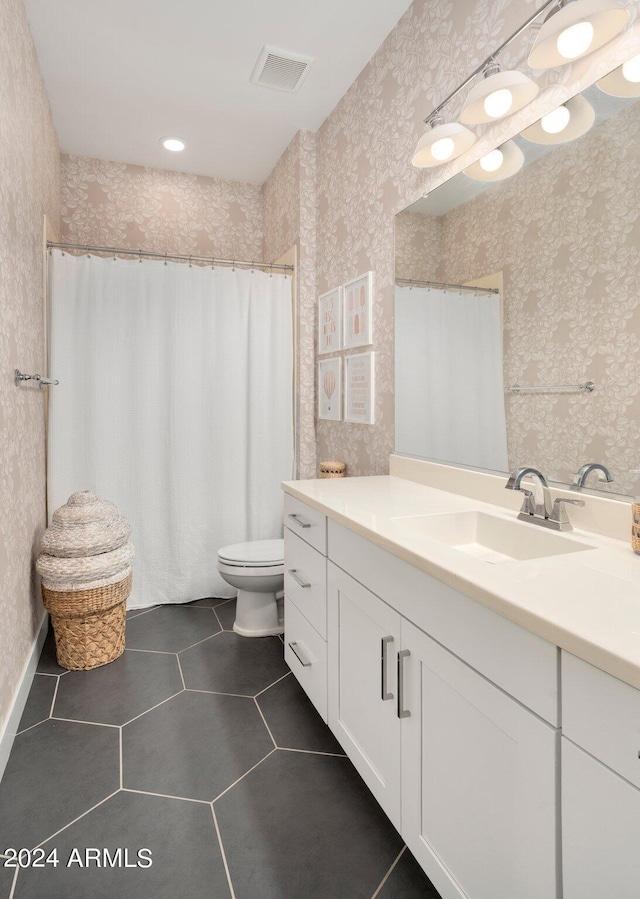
top-left (253, 671), bottom-right (292, 698)
top-left (176, 631), bottom-right (225, 654)
top-left (121, 787), bottom-right (210, 805)
top-left (33, 790), bottom-right (121, 849)
top-left (121, 689), bottom-right (185, 727)
top-left (7, 864), bottom-right (18, 899)
top-left (50, 716), bottom-right (120, 729)
top-left (212, 606), bottom-right (226, 631)
top-left (49, 675), bottom-right (60, 717)
top-left (212, 748), bottom-right (277, 804)
top-left (253, 698), bottom-right (277, 749)
top-left (34, 671), bottom-right (61, 677)
top-left (176, 654), bottom-right (186, 689)
top-left (124, 646), bottom-right (178, 656)
top-left (126, 606), bottom-right (159, 620)
top-left (370, 845), bottom-right (406, 899)
top-left (15, 719), bottom-right (48, 737)
top-left (210, 804), bottom-right (237, 899)
top-left (119, 727), bottom-right (123, 790)
top-left (185, 688), bottom-right (254, 700)
top-left (277, 746), bottom-right (347, 759)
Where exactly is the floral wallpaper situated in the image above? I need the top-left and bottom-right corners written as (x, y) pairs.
top-left (0, 0), bottom-right (60, 736)
top-left (311, 0), bottom-right (638, 476)
top-left (61, 155), bottom-right (263, 261)
top-left (395, 210), bottom-right (441, 283)
top-left (262, 131), bottom-right (318, 480)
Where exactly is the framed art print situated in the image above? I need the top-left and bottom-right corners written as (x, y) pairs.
top-left (318, 287), bottom-right (342, 354)
top-left (318, 357), bottom-right (342, 421)
top-left (345, 352), bottom-right (375, 424)
top-left (343, 272), bottom-right (373, 349)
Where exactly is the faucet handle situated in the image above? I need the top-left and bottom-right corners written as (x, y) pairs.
top-left (551, 498), bottom-right (585, 529)
top-left (516, 488), bottom-right (536, 516)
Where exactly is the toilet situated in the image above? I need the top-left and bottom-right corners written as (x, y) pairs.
top-left (217, 539), bottom-right (284, 637)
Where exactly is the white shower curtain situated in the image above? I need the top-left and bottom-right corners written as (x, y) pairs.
top-left (395, 286), bottom-right (508, 472)
top-left (48, 251), bottom-right (293, 607)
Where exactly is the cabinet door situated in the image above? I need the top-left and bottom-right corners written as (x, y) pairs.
top-left (327, 562), bottom-right (402, 829)
top-left (563, 738), bottom-right (640, 899)
top-left (401, 619), bottom-right (558, 899)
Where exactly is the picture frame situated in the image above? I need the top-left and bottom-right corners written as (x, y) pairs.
top-left (343, 272), bottom-right (373, 349)
top-left (318, 357), bottom-right (342, 421)
top-left (318, 286), bottom-right (342, 354)
top-left (345, 352), bottom-right (375, 425)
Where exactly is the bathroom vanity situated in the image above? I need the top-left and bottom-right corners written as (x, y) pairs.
top-left (282, 461), bottom-right (640, 899)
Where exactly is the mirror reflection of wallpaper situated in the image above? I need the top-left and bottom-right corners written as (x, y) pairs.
top-left (395, 101), bottom-right (640, 494)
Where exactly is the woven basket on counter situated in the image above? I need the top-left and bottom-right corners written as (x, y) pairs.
top-left (320, 460), bottom-right (346, 479)
top-left (36, 491), bottom-right (134, 670)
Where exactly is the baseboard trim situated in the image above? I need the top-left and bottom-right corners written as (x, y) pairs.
top-left (0, 613), bottom-right (49, 783)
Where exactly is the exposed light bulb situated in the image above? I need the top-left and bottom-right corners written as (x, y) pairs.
top-left (622, 53), bottom-right (640, 83)
top-left (541, 105), bottom-right (571, 134)
top-left (430, 137), bottom-right (455, 161)
top-left (161, 137), bottom-right (186, 152)
top-left (556, 21), bottom-right (594, 60)
top-left (479, 149), bottom-right (504, 172)
top-left (483, 88), bottom-right (513, 118)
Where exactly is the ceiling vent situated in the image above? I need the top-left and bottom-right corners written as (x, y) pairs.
top-left (250, 45), bottom-right (314, 93)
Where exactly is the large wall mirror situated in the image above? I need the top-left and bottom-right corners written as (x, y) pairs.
top-left (394, 70), bottom-right (640, 499)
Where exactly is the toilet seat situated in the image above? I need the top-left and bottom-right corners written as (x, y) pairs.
top-left (217, 539), bottom-right (284, 568)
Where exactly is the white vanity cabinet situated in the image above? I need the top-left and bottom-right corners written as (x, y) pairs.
top-left (561, 651), bottom-right (640, 899)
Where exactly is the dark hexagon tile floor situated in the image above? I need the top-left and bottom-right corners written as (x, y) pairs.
top-left (213, 598), bottom-right (236, 631)
top-left (0, 720), bottom-right (119, 849)
top-left (126, 605), bottom-right (159, 620)
top-left (180, 631), bottom-right (288, 696)
top-left (125, 605), bottom-right (221, 652)
top-left (0, 863), bottom-right (15, 899)
top-left (377, 847), bottom-right (441, 898)
top-left (53, 650), bottom-right (183, 725)
top-left (17, 674), bottom-right (57, 733)
top-left (36, 630), bottom-right (68, 675)
top-left (257, 673), bottom-right (344, 754)
top-left (186, 596), bottom-right (232, 609)
top-left (13, 791), bottom-right (231, 899)
top-left (214, 750), bottom-right (404, 899)
top-left (123, 690), bottom-right (273, 801)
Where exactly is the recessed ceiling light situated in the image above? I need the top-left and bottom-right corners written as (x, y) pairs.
top-left (160, 137), bottom-right (186, 152)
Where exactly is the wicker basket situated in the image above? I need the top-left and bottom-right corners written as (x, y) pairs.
top-left (632, 503), bottom-right (640, 555)
top-left (41, 573), bottom-right (131, 670)
top-left (320, 460), bottom-right (346, 478)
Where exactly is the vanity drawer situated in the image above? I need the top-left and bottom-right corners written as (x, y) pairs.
top-left (284, 494), bottom-right (327, 556)
top-left (284, 528), bottom-right (327, 639)
top-left (562, 651), bottom-right (640, 788)
top-left (284, 596), bottom-right (327, 722)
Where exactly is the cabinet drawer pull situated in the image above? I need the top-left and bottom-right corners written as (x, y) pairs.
top-left (288, 513), bottom-right (311, 529)
top-left (288, 641), bottom-right (312, 667)
top-left (381, 636), bottom-right (394, 701)
top-left (397, 650), bottom-right (411, 719)
top-left (288, 569), bottom-right (311, 589)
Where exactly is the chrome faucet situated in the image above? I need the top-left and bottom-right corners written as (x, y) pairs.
top-left (572, 463), bottom-right (613, 489)
top-left (505, 467), bottom-right (585, 531)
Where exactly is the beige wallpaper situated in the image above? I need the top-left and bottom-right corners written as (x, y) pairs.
top-left (0, 0), bottom-right (60, 734)
top-left (61, 155), bottom-right (263, 260)
top-left (310, 0), bottom-right (638, 476)
top-left (262, 131), bottom-right (317, 479)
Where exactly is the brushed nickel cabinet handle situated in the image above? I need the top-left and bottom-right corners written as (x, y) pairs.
top-left (397, 650), bottom-right (411, 719)
top-left (288, 569), bottom-right (311, 589)
top-left (288, 513), bottom-right (311, 529)
top-left (288, 641), bottom-right (312, 667)
top-left (381, 636), bottom-right (394, 701)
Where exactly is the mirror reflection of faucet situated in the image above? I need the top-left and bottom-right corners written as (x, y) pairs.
top-left (572, 463), bottom-right (614, 489)
top-left (506, 467), bottom-right (585, 532)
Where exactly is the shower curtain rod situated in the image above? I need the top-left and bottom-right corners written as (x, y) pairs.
top-left (47, 242), bottom-right (295, 272)
top-left (396, 277), bottom-right (498, 295)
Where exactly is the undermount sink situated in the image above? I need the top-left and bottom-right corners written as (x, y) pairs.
top-left (392, 510), bottom-right (593, 564)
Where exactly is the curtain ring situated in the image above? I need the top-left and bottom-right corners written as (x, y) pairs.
top-left (232, 259), bottom-right (235, 272)
top-left (139, 249), bottom-right (142, 263)
top-left (164, 252), bottom-right (168, 267)
top-left (211, 256), bottom-right (215, 270)
top-left (189, 256), bottom-right (192, 268)
top-left (270, 263), bottom-right (273, 278)
top-left (251, 261), bottom-right (255, 274)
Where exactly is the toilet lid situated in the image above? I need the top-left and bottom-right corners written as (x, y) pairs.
top-left (218, 539), bottom-right (284, 567)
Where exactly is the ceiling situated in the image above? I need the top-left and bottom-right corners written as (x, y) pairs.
top-left (24, 0), bottom-right (413, 184)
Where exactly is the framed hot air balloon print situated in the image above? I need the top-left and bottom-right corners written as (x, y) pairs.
top-left (342, 272), bottom-right (373, 350)
top-left (318, 358), bottom-right (342, 421)
top-left (318, 286), bottom-right (342, 354)
top-left (345, 352), bottom-right (375, 425)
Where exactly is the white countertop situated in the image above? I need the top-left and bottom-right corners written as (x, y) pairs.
top-left (283, 475), bottom-right (640, 690)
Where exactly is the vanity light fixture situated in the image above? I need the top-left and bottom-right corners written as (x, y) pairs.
top-left (597, 52), bottom-right (640, 96)
top-left (160, 137), bottom-right (186, 152)
top-left (464, 140), bottom-right (525, 182)
top-left (412, 115), bottom-right (476, 168)
top-left (460, 62), bottom-right (539, 125)
top-left (521, 94), bottom-right (595, 143)
top-left (528, 0), bottom-right (629, 69)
